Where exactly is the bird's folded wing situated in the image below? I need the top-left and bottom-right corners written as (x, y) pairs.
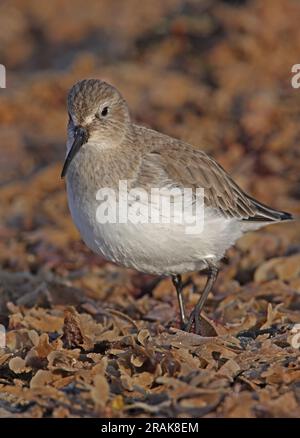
top-left (132, 144), bottom-right (288, 221)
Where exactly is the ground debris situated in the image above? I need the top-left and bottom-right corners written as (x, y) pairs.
top-left (0, 0), bottom-right (300, 418)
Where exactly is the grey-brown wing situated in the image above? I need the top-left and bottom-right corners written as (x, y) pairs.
top-left (132, 144), bottom-right (291, 222)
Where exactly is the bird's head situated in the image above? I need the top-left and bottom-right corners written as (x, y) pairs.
top-left (62, 79), bottom-right (130, 178)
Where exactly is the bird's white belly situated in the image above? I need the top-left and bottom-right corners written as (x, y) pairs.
top-left (67, 184), bottom-right (245, 275)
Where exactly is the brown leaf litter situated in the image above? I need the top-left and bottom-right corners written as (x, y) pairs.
top-left (0, 0), bottom-right (300, 418)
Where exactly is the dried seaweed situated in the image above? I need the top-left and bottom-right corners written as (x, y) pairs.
top-left (0, 0), bottom-right (300, 418)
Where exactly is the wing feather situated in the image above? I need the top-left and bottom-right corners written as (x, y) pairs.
top-left (130, 137), bottom-right (291, 222)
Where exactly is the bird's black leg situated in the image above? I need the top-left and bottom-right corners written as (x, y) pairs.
top-left (172, 274), bottom-right (188, 328)
top-left (186, 266), bottom-right (219, 335)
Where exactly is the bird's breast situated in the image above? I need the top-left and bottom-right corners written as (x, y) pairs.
top-left (66, 174), bottom-right (245, 275)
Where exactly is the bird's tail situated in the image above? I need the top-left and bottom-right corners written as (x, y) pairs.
top-left (244, 196), bottom-right (293, 222)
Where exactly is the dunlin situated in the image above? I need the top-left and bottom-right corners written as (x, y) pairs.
top-left (62, 79), bottom-right (293, 334)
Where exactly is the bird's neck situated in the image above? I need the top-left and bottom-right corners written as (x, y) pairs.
top-left (66, 133), bottom-right (142, 198)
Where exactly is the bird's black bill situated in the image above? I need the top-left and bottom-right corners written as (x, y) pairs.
top-left (61, 126), bottom-right (88, 178)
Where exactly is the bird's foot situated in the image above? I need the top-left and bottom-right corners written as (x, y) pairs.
top-left (180, 318), bottom-right (189, 331)
top-left (182, 310), bottom-right (201, 335)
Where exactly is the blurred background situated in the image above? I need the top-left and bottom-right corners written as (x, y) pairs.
top-left (0, 0), bottom-right (300, 418)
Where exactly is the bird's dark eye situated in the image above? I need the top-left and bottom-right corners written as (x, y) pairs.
top-left (101, 106), bottom-right (109, 117)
